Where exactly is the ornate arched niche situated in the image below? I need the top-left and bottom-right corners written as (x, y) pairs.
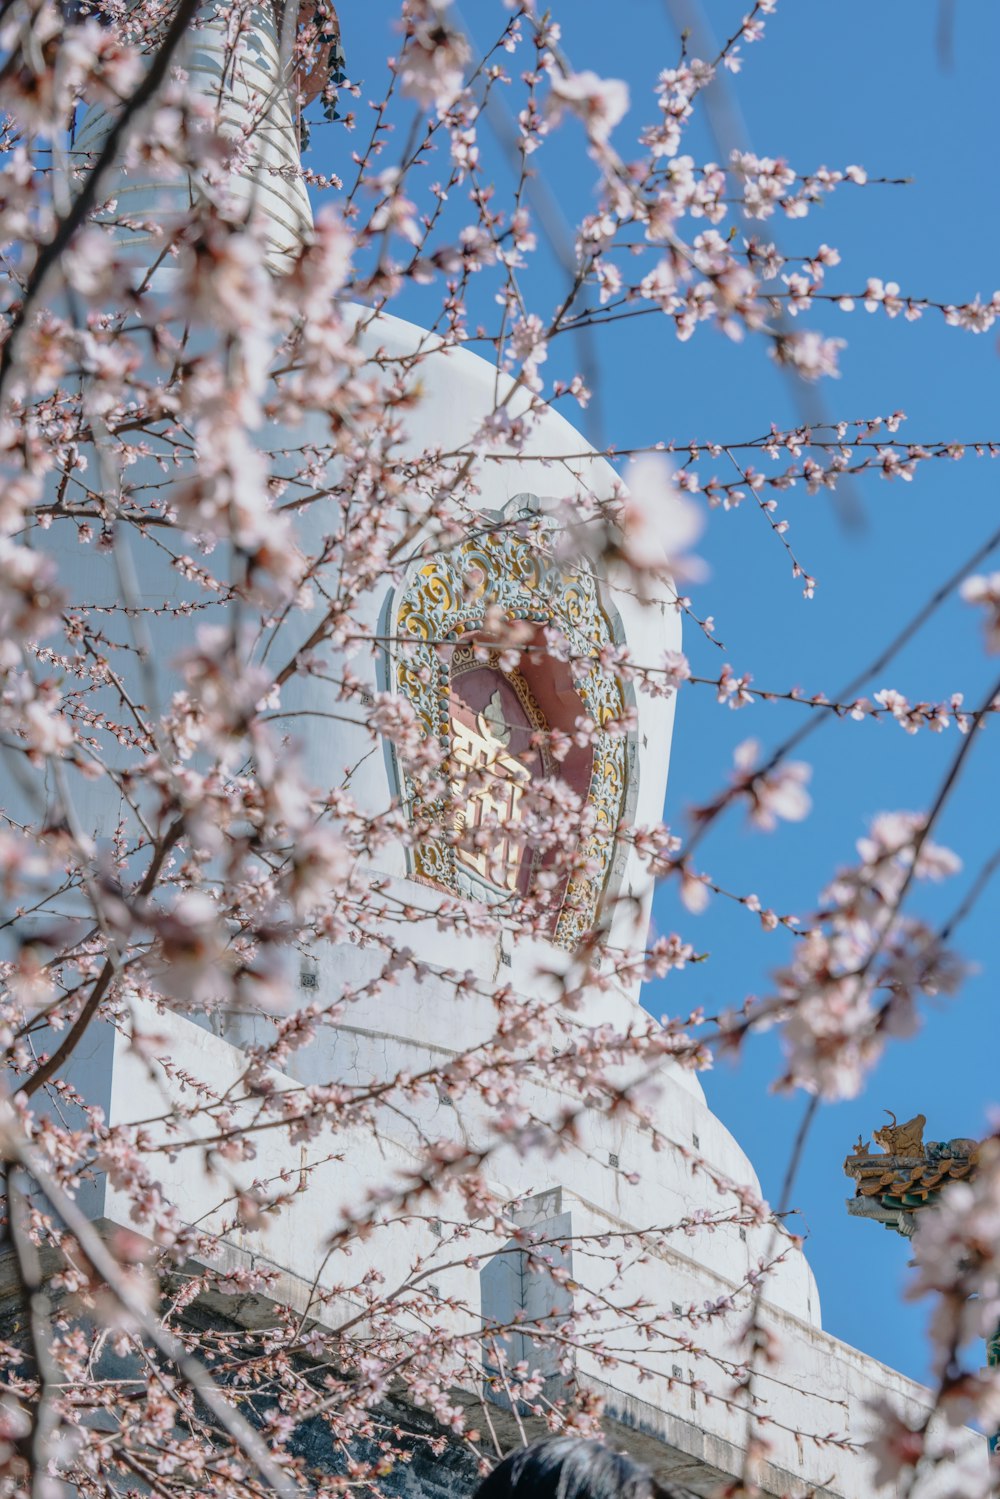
top-left (388, 499), bottom-right (634, 948)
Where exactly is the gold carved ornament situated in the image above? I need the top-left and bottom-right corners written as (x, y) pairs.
top-left (390, 517), bottom-right (629, 947)
top-left (450, 687), bottom-right (531, 894)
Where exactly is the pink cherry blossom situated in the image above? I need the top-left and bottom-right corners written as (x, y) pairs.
top-left (398, 0), bottom-right (471, 114)
top-left (960, 571), bottom-right (1000, 651)
top-left (618, 454), bottom-right (706, 581)
top-left (548, 70), bottom-right (629, 144)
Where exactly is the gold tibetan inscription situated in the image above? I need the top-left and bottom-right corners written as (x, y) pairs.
top-left (450, 690), bottom-right (530, 893)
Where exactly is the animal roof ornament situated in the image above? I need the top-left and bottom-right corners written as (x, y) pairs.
top-left (844, 1111), bottom-right (982, 1238)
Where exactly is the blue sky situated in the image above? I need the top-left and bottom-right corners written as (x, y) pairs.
top-left (327, 1), bottom-right (999, 1384)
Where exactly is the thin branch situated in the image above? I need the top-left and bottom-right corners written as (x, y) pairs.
top-left (19, 816), bottom-right (184, 1099)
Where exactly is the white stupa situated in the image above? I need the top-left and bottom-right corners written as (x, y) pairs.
top-left (24, 9), bottom-right (985, 1497)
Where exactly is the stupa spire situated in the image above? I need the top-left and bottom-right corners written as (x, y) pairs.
top-left (72, 1), bottom-right (317, 271)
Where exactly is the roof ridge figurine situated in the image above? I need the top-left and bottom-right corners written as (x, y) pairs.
top-left (843, 1111), bottom-right (983, 1237)
top-left (872, 1109), bottom-right (926, 1155)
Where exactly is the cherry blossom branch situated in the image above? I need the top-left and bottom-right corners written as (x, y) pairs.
top-left (0, 1120), bottom-right (301, 1499)
top-left (19, 817), bottom-right (183, 1099)
top-left (681, 518), bottom-right (1000, 857)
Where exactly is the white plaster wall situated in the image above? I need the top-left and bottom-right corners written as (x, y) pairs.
top-left (215, 938), bottom-right (809, 1311)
